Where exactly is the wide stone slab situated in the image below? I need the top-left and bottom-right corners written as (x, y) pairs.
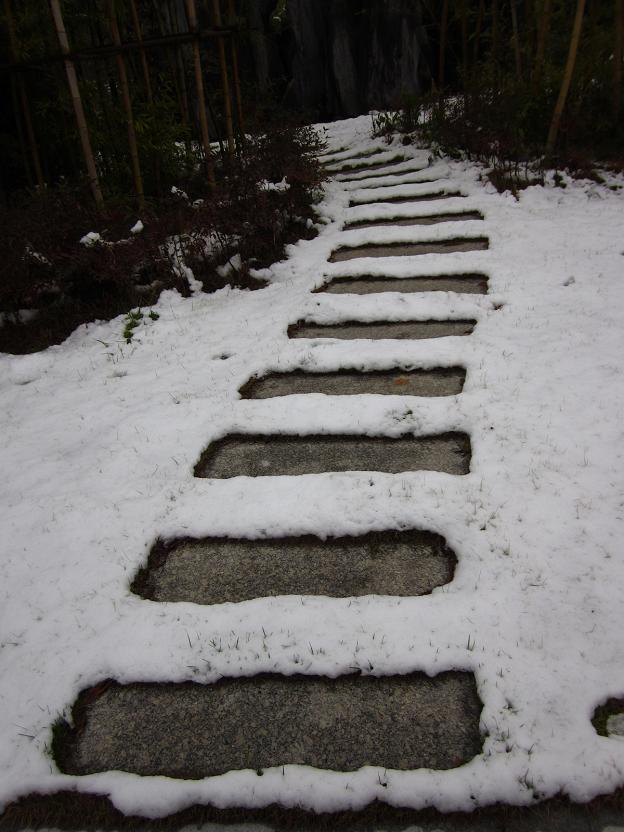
top-left (350, 191), bottom-right (463, 207)
top-left (329, 238), bottom-right (489, 262)
top-left (327, 155), bottom-right (407, 173)
top-left (318, 274), bottom-right (488, 295)
top-left (337, 165), bottom-right (430, 182)
top-left (55, 671), bottom-right (483, 778)
top-left (345, 211), bottom-right (483, 229)
top-left (194, 432), bottom-right (471, 478)
top-left (288, 319), bottom-right (476, 340)
top-left (240, 368), bottom-right (466, 398)
top-left (132, 530), bottom-right (457, 603)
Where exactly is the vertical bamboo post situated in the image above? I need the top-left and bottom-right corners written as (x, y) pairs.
top-left (533, 0), bottom-right (552, 87)
top-left (437, 0), bottom-right (449, 88)
top-left (184, 0), bottom-right (216, 186)
top-left (5, 0), bottom-right (45, 189)
top-left (615, 0), bottom-right (623, 120)
top-left (49, 0), bottom-right (103, 208)
top-left (510, 0), bottom-right (522, 81)
top-left (212, 0), bottom-right (235, 154)
top-left (129, 0), bottom-right (153, 104)
top-left (227, 0), bottom-right (244, 139)
top-left (106, 0), bottom-right (145, 211)
top-left (473, 0), bottom-right (485, 70)
top-left (546, 0), bottom-right (587, 156)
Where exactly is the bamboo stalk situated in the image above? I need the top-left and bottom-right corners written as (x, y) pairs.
top-left (184, 0), bottom-right (216, 186)
top-left (49, 0), bottom-right (103, 208)
top-left (473, 0), bottom-right (485, 69)
top-left (4, 0), bottom-right (44, 189)
top-left (546, 0), bottom-right (587, 156)
top-left (213, 0), bottom-right (235, 154)
top-left (533, 0), bottom-right (551, 86)
top-left (227, 0), bottom-right (244, 138)
top-left (107, 0), bottom-right (145, 211)
top-left (129, 0), bottom-right (153, 104)
top-left (510, 0), bottom-right (522, 81)
top-left (615, 0), bottom-right (623, 120)
top-left (437, 0), bottom-right (449, 88)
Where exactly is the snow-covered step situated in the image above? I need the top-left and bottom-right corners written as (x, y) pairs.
top-left (325, 153), bottom-right (408, 174)
top-left (328, 237), bottom-right (489, 263)
top-left (288, 319), bottom-right (476, 340)
top-left (55, 672), bottom-right (483, 778)
top-left (349, 189), bottom-right (464, 207)
top-left (240, 367), bottom-right (466, 398)
top-left (194, 432), bottom-right (471, 478)
top-left (317, 274), bottom-right (488, 295)
top-left (345, 210), bottom-right (483, 230)
top-left (132, 529), bottom-right (457, 604)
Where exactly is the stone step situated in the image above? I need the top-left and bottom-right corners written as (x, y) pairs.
top-left (132, 530), bottom-right (457, 604)
top-left (337, 164), bottom-right (431, 182)
top-left (240, 368), bottom-right (466, 398)
top-left (327, 155), bottom-right (407, 173)
top-left (288, 319), bottom-right (476, 340)
top-left (54, 671), bottom-right (483, 779)
top-left (345, 211), bottom-right (483, 229)
top-left (350, 191), bottom-right (463, 207)
top-left (319, 147), bottom-right (385, 165)
top-left (329, 238), bottom-right (489, 262)
top-left (317, 274), bottom-right (488, 295)
top-left (194, 432), bottom-right (471, 478)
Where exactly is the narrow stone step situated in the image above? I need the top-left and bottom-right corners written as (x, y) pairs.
top-left (318, 274), bottom-right (488, 295)
top-left (329, 238), bottom-right (489, 262)
top-left (195, 432), bottom-right (471, 478)
top-left (132, 530), bottom-right (457, 604)
top-left (345, 211), bottom-right (483, 229)
top-left (328, 155), bottom-right (407, 173)
top-left (321, 147), bottom-right (385, 166)
top-left (240, 367), bottom-right (466, 398)
top-left (288, 319), bottom-right (476, 340)
top-left (350, 191), bottom-right (463, 207)
top-left (55, 672), bottom-right (483, 778)
top-left (337, 165), bottom-right (430, 182)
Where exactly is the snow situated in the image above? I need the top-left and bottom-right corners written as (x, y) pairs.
top-left (130, 219), bottom-right (144, 235)
top-left (1, 115), bottom-right (624, 817)
top-left (79, 231), bottom-right (103, 246)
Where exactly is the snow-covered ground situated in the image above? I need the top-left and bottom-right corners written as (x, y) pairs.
top-left (1, 115), bottom-right (624, 817)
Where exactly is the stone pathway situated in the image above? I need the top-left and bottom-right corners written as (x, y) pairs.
top-left (36, 139), bottom-right (624, 830)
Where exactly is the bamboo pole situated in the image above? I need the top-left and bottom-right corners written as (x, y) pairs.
top-left (107, 0), bottom-right (145, 211)
top-left (615, 0), bottom-right (623, 120)
top-left (184, 0), bottom-right (216, 186)
top-left (546, 0), bottom-right (587, 156)
top-left (4, 0), bottom-right (45, 189)
top-left (212, 0), bottom-right (235, 154)
top-left (49, 0), bottom-right (103, 208)
top-left (473, 0), bottom-right (485, 69)
top-left (227, 0), bottom-right (244, 138)
top-left (129, 0), bottom-right (153, 104)
top-left (533, 0), bottom-right (551, 86)
top-left (438, 0), bottom-right (449, 88)
top-left (510, 0), bottom-right (522, 81)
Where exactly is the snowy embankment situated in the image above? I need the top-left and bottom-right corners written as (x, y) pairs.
top-left (1, 115), bottom-right (624, 816)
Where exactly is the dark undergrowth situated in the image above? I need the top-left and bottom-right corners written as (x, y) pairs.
top-left (0, 124), bottom-right (325, 355)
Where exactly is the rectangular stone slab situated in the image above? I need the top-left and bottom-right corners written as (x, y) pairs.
top-left (195, 432), bottom-right (471, 478)
top-left (329, 238), bottom-right (489, 262)
top-left (349, 192), bottom-right (463, 207)
top-left (240, 368), bottom-right (466, 398)
top-left (318, 275), bottom-right (488, 295)
top-left (338, 165), bottom-right (430, 182)
top-left (132, 530), bottom-right (457, 604)
top-left (327, 155), bottom-right (406, 173)
top-left (288, 320), bottom-right (476, 340)
top-left (344, 211), bottom-right (483, 229)
top-left (56, 672), bottom-right (483, 778)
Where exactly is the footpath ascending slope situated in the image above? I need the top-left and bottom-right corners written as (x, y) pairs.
top-left (1, 117), bottom-right (624, 827)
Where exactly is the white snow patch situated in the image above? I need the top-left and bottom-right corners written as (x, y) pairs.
top-left (0, 115), bottom-right (624, 816)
